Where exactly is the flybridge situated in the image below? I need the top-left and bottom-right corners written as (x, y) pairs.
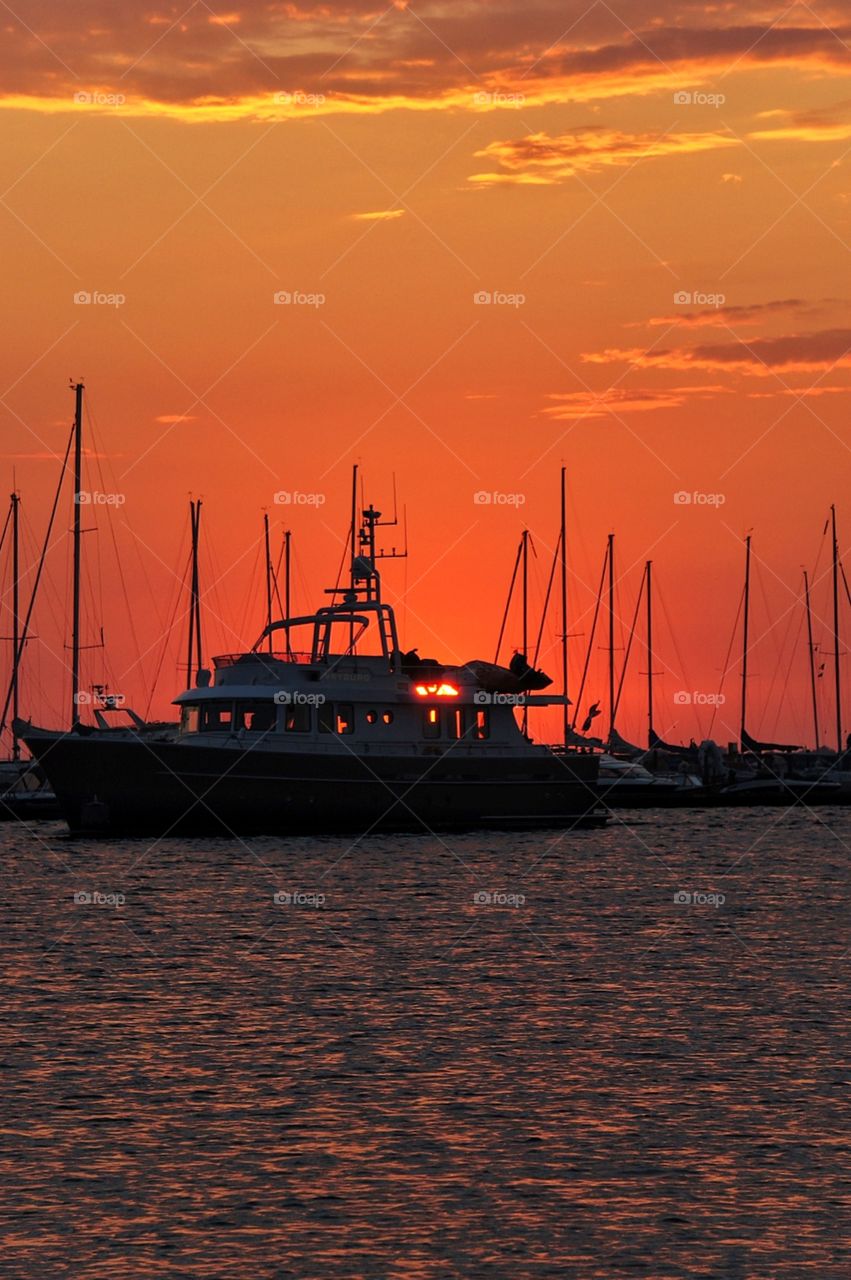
top-left (232, 474), bottom-right (408, 673)
top-left (249, 600), bottom-right (402, 672)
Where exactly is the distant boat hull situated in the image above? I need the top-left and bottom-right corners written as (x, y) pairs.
top-left (0, 759), bottom-right (59, 822)
top-left (717, 778), bottom-right (844, 806)
top-left (0, 789), bottom-right (60, 822)
top-left (21, 727), bottom-right (605, 836)
top-left (599, 780), bottom-right (712, 808)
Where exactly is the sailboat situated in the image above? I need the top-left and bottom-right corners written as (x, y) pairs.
top-left (564, 531), bottom-right (703, 805)
top-left (721, 532), bottom-right (842, 804)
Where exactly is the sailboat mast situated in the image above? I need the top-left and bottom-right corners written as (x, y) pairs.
top-left (522, 529), bottom-right (528, 659)
top-left (11, 491), bottom-right (20, 759)
top-left (559, 467), bottom-right (568, 746)
top-left (803, 568), bottom-right (819, 750)
top-left (646, 558), bottom-right (653, 751)
top-left (186, 501), bottom-right (196, 681)
top-left (607, 532), bottom-right (614, 740)
top-left (189, 501), bottom-right (199, 680)
top-left (831, 504), bottom-right (842, 752)
top-left (264, 512), bottom-right (273, 654)
top-left (284, 529), bottom-right (292, 658)
top-left (740, 534), bottom-right (751, 750)
top-left (70, 381), bottom-right (84, 728)
top-left (186, 499), bottom-right (203, 680)
top-left (522, 528), bottom-right (529, 736)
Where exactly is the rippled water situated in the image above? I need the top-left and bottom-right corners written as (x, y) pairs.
top-left (3, 808), bottom-right (849, 1278)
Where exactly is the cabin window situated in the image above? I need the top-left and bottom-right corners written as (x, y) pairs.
top-left (447, 707), bottom-right (464, 739)
top-left (366, 710), bottom-right (378, 725)
top-left (236, 701), bottom-right (276, 732)
top-left (318, 703), bottom-right (354, 735)
top-left (423, 707), bottom-right (441, 739)
top-left (382, 711), bottom-right (394, 725)
top-left (200, 704), bottom-right (233, 732)
top-left (472, 708), bottom-right (489, 740)
top-left (181, 706), bottom-right (199, 735)
top-left (285, 704), bottom-right (310, 732)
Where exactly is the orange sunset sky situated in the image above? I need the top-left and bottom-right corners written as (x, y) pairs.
top-left (2, 1), bottom-right (851, 748)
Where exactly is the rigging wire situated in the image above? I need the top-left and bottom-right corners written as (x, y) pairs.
top-left (532, 530), bottom-right (561, 668)
top-left (146, 547), bottom-right (193, 720)
top-left (0, 425), bottom-right (74, 737)
top-left (86, 399), bottom-right (147, 693)
top-left (706, 585), bottom-right (744, 741)
top-left (571, 542), bottom-right (608, 731)
top-left (494, 537), bottom-right (523, 665)
top-left (613, 564), bottom-right (647, 724)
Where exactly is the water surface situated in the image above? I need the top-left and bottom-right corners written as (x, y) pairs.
top-left (3, 808), bottom-right (849, 1277)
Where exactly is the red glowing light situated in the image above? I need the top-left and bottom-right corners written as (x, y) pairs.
top-left (414, 682), bottom-right (460, 698)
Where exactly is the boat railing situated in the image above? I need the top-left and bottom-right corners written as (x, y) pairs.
top-left (213, 651), bottom-right (313, 670)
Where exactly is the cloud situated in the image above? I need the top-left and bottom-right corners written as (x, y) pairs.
top-left (1, 6), bottom-right (851, 119)
top-left (470, 127), bottom-right (739, 185)
top-left (542, 384), bottom-right (728, 420)
top-left (154, 413), bottom-right (198, 424)
top-left (349, 209), bottom-right (406, 221)
top-left (582, 328), bottom-right (851, 374)
top-left (747, 385), bottom-right (851, 399)
top-left (751, 97), bottom-right (851, 142)
top-left (644, 299), bottom-right (834, 329)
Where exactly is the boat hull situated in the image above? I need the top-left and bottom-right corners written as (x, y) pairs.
top-left (22, 730), bottom-right (604, 836)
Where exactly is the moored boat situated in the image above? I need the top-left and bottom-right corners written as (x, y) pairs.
top-left (19, 502), bottom-right (605, 837)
